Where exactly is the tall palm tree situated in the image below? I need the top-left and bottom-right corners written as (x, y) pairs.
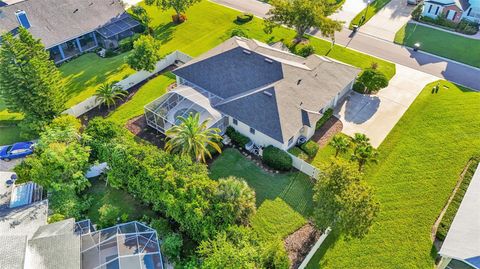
top-left (94, 82), bottom-right (128, 110)
top-left (165, 113), bottom-right (222, 162)
top-left (351, 144), bottom-right (379, 171)
top-left (329, 134), bottom-right (350, 157)
top-left (351, 133), bottom-right (370, 153)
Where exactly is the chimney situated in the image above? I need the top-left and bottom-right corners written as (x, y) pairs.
top-left (15, 10), bottom-right (31, 29)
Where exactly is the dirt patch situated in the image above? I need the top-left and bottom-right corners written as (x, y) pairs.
top-left (284, 223), bottom-right (321, 269)
top-left (126, 115), bottom-right (166, 149)
top-left (310, 116), bottom-right (343, 148)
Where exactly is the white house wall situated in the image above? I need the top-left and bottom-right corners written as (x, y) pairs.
top-left (228, 117), bottom-right (287, 149)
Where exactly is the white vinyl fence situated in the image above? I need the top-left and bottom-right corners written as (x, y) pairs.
top-left (288, 152), bottom-right (321, 179)
top-left (298, 227), bottom-right (331, 269)
top-left (63, 50), bottom-right (192, 117)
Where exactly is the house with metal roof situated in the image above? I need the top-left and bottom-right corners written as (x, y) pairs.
top-left (422, 0), bottom-right (480, 23)
top-left (0, 0), bottom-right (141, 63)
top-left (144, 37), bottom-right (360, 150)
top-left (437, 163), bottom-right (480, 269)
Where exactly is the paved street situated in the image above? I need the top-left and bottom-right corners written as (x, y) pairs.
top-left (0, 159), bottom-right (22, 172)
top-left (336, 65), bottom-right (438, 147)
top-left (211, 0), bottom-right (480, 90)
top-left (359, 0), bottom-right (414, 41)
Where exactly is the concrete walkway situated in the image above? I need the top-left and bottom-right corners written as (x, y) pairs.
top-left (331, 0), bottom-right (369, 26)
top-left (360, 0), bottom-right (415, 41)
top-left (335, 64), bottom-right (438, 147)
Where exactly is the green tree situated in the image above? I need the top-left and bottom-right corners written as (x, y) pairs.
top-left (0, 27), bottom-right (66, 136)
top-left (351, 133), bottom-right (370, 152)
top-left (216, 177), bottom-right (256, 226)
top-left (313, 160), bottom-right (379, 238)
top-left (145, 0), bottom-right (201, 22)
top-left (161, 233), bottom-right (183, 263)
top-left (357, 69), bottom-right (389, 93)
top-left (165, 113), bottom-right (222, 163)
top-left (94, 82), bottom-right (128, 109)
top-left (264, 0), bottom-right (342, 41)
top-left (98, 203), bottom-right (121, 227)
top-left (131, 5), bottom-right (152, 31)
top-left (126, 35), bottom-right (162, 72)
top-left (351, 144), bottom-right (379, 171)
top-left (329, 134), bottom-right (350, 157)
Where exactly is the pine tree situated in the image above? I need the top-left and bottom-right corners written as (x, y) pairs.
top-left (0, 27), bottom-right (66, 136)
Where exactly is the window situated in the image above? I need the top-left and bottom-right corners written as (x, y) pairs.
top-left (250, 127), bottom-right (255, 134)
top-left (288, 137), bottom-right (294, 146)
top-left (232, 118), bottom-right (238, 125)
top-left (428, 4), bottom-right (432, 13)
top-left (435, 6), bottom-right (440, 15)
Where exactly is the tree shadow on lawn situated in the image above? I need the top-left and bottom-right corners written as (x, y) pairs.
top-left (154, 22), bottom-right (176, 45)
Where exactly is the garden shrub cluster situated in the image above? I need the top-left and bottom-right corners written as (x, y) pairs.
top-left (262, 145), bottom-right (293, 171)
top-left (119, 33), bottom-right (142, 52)
top-left (297, 45), bottom-right (315, 57)
top-left (415, 12), bottom-right (479, 35)
top-left (226, 126), bottom-right (250, 147)
top-left (230, 28), bottom-right (249, 38)
top-left (287, 146), bottom-right (309, 161)
top-left (236, 13), bottom-right (254, 23)
top-left (316, 108), bottom-right (333, 130)
top-left (300, 140), bottom-right (319, 158)
top-left (355, 69), bottom-right (389, 94)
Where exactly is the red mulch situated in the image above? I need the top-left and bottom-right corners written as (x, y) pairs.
top-left (125, 115), bottom-right (166, 149)
top-left (310, 116), bottom-right (343, 148)
top-left (284, 223), bottom-right (322, 269)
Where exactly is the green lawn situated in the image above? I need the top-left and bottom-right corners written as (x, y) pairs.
top-left (395, 23), bottom-right (480, 68)
top-left (0, 125), bottom-right (23, 145)
top-left (84, 177), bottom-right (156, 225)
top-left (108, 72), bottom-right (175, 125)
top-left (0, 98), bottom-right (23, 123)
top-left (349, 0), bottom-right (392, 28)
top-left (209, 148), bottom-right (314, 217)
top-left (307, 80), bottom-right (480, 268)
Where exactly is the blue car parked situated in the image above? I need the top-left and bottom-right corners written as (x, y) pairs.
top-left (0, 142), bottom-right (34, 161)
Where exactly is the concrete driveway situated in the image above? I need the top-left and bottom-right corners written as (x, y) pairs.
top-left (336, 64), bottom-right (438, 147)
top-left (0, 159), bottom-right (22, 172)
top-left (331, 0), bottom-right (370, 26)
top-left (360, 0), bottom-right (415, 41)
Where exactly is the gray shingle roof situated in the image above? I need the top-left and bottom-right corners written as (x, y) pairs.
top-left (174, 37), bottom-right (360, 143)
top-left (0, 235), bottom-right (27, 269)
top-left (0, 0), bottom-right (127, 48)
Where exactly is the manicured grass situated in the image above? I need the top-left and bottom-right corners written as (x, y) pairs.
top-left (307, 80), bottom-right (480, 268)
top-left (60, 53), bottom-right (135, 107)
top-left (349, 0), bottom-right (392, 28)
top-left (395, 23), bottom-right (480, 68)
top-left (0, 125), bottom-right (23, 145)
top-left (310, 133), bottom-right (354, 170)
top-left (108, 72), bottom-right (175, 125)
top-left (436, 157), bottom-right (480, 240)
top-left (140, 1), bottom-right (395, 80)
top-left (209, 148), bottom-right (314, 217)
top-left (84, 178), bottom-right (156, 224)
top-left (251, 198), bottom-right (307, 240)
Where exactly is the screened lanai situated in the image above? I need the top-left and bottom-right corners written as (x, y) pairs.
top-left (77, 221), bottom-right (163, 269)
top-left (144, 85), bottom-right (228, 134)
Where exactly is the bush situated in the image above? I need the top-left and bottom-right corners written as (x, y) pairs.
top-left (150, 218), bottom-right (174, 236)
top-left (231, 28), bottom-right (249, 38)
top-left (104, 49), bottom-right (118, 58)
top-left (297, 45), bottom-right (315, 57)
top-left (288, 146), bottom-right (308, 160)
top-left (48, 213), bottom-right (66, 224)
top-left (161, 233), bottom-right (183, 263)
top-left (262, 145), bottom-right (292, 171)
top-left (357, 69), bottom-right (388, 93)
top-left (236, 13), bottom-right (253, 23)
top-left (316, 108), bottom-right (333, 130)
top-left (119, 33), bottom-right (142, 53)
top-left (419, 14), bottom-right (479, 35)
top-left (226, 126), bottom-right (250, 147)
top-left (98, 203), bottom-right (121, 228)
top-left (411, 4), bottom-right (423, 21)
top-left (300, 140), bottom-right (319, 158)
top-left (352, 81), bottom-right (366, 93)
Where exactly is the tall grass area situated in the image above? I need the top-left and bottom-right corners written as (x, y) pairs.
top-left (307, 80), bottom-right (480, 268)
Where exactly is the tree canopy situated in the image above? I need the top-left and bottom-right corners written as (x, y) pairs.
top-left (0, 27), bottom-right (66, 136)
top-left (357, 69), bottom-right (389, 93)
top-left (264, 0), bottom-right (342, 40)
top-left (313, 160), bottom-right (379, 239)
top-left (145, 0), bottom-right (201, 18)
top-left (126, 35), bottom-right (163, 72)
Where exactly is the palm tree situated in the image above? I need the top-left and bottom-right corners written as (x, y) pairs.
top-left (217, 176), bottom-right (256, 225)
top-left (351, 133), bottom-right (370, 153)
top-left (329, 134), bottom-right (350, 157)
top-left (351, 144), bottom-right (379, 171)
top-left (165, 113), bottom-right (222, 162)
top-left (94, 82), bottom-right (128, 110)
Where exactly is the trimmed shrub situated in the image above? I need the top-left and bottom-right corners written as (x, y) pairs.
top-left (300, 140), bottom-right (319, 158)
top-left (287, 147), bottom-right (308, 161)
top-left (119, 33), bottom-right (142, 53)
top-left (297, 45), bottom-right (315, 57)
top-left (262, 145), bottom-right (292, 171)
top-left (236, 13), bottom-right (253, 23)
top-left (231, 28), bottom-right (249, 38)
top-left (352, 81), bottom-right (366, 93)
top-left (316, 108), bottom-right (333, 130)
top-left (411, 4), bottom-right (423, 21)
top-left (226, 126), bottom-right (250, 147)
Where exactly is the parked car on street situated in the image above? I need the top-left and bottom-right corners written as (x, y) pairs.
top-left (0, 142), bottom-right (35, 161)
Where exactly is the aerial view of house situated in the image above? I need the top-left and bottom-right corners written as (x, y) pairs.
top-left (0, 0), bottom-right (479, 268)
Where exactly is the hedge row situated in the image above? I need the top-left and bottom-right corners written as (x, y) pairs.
top-left (299, 140), bottom-right (319, 158)
top-left (262, 145), bottom-right (292, 171)
top-left (316, 108), bottom-right (333, 130)
top-left (226, 126), bottom-right (250, 147)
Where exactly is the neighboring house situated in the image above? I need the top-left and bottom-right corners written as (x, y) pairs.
top-left (0, 172), bottom-right (165, 269)
top-left (144, 37), bottom-right (359, 151)
top-left (437, 164), bottom-right (480, 269)
top-left (422, 0), bottom-right (480, 22)
top-left (0, 0), bottom-right (141, 63)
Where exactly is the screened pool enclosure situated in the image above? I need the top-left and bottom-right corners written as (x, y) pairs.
top-left (144, 85), bottom-right (228, 134)
top-left (76, 220), bottom-right (164, 269)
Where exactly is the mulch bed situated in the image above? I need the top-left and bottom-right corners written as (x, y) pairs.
top-left (284, 223), bottom-right (322, 269)
top-left (125, 115), bottom-right (166, 149)
top-left (310, 116), bottom-right (343, 148)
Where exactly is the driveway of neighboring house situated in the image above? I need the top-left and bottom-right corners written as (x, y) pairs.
top-left (0, 159), bottom-right (22, 172)
top-left (335, 64), bottom-right (438, 147)
top-left (331, 0), bottom-right (370, 26)
top-left (360, 0), bottom-right (416, 41)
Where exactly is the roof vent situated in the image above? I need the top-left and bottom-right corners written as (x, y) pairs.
top-left (263, 91), bottom-right (273, 97)
top-left (73, 8), bottom-right (79, 13)
top-left (297, 79), bottom-right (302, 85)
top-left (264, 58), bottom-right (273, 63)
top-left (242, 49), bottom-right (251, 55)
top-left (89, 2), bottom-right (94, 5)
top-left (15, 10), bottom-right (31, 29)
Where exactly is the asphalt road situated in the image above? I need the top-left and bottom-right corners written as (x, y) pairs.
top-left (213, 0), bottom-right (480, 90)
